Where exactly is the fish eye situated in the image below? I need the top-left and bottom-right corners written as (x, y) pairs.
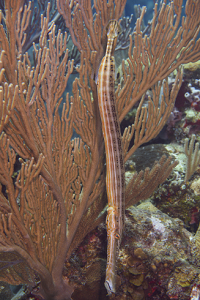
top-left (115, 233), bottom-right (120, 239)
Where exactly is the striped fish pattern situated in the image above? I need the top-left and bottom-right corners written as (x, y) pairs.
top-left (97, 20), bottom-right (125, 295)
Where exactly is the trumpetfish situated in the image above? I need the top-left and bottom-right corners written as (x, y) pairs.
top-left (97, 20), bottom-right (125, 295)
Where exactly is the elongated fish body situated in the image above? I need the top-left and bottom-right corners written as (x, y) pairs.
top-left (97, 20), bottom-right (125, 295)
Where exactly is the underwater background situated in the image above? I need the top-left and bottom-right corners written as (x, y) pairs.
top-left (0, 0), bottom-right (200, 299)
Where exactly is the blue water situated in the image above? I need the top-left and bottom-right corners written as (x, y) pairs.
top-left (125, 0), bottom-right (188, 26)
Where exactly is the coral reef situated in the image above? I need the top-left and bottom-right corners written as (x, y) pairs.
top-left (38, 203), bottom-right (200, 300)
